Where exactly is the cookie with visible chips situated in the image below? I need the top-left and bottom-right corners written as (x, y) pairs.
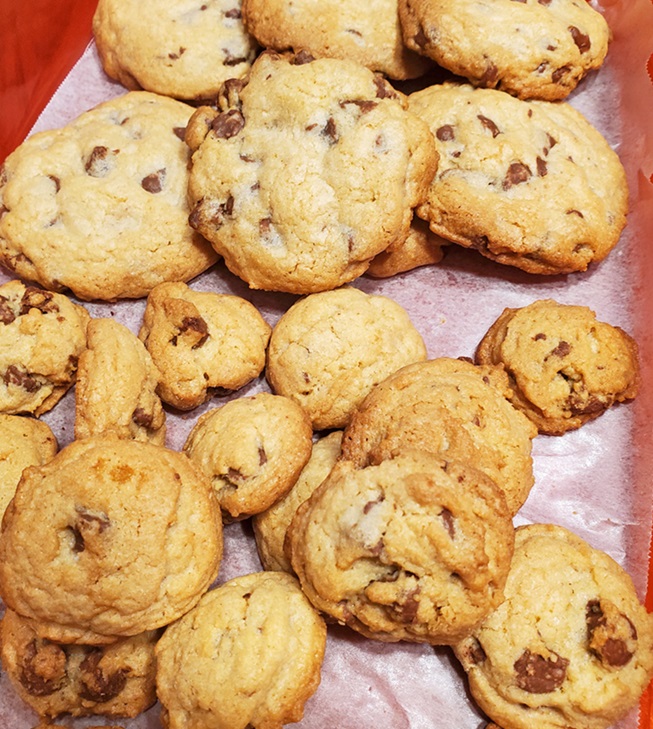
top-left (454, 523), bottom-right (653, 729)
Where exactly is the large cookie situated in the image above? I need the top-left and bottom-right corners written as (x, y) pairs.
top-left (186, 50), bottom-right (438, 294)
top-left (408, 83), bottom-right (628, 275)
top-left (93, 0), bottom-right (258, 101)
top-left (475, 299), bottom-right (640, 435)
top-left (0, 91), bottom-right (218, 301)
top-left (0, 436), bottom-right (222, 643)
top-left (399, 0), bottom-right (610, 100)
top-left (454, 523), bottom-right (653, 729)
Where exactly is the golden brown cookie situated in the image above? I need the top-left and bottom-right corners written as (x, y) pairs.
top-left (74, 317), bottom-right (166, 445)
top-left (155, 571), bottom-right (327, 729)
top-left (266, 286), bottom-right (427, 430)
top-left (287, 451), bottom-right (514, 644)
top-left (183, 392), bottom-right (313, 522)
top-left (454, 523), bottom-right (653, 729)
top-left (475, 299), bottom-right (640, 435)
top-left (341, 357), bottom-right (537, 515)
top-left (0, 436), bottom-right (222, 644)
top-left (138, 281), bottom-right (271, 411)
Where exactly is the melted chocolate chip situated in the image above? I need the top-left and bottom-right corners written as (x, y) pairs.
top-left (441, 508), bottom-right (455, 538)
top-left (478, 115), bottom-right (500, 137)
top-left (533, 332), bottom-right (547, 341)
top-left (374, 76), bottom-right (397, 99)
top-left (436, 125), bottom-right (455, 142)
top-left (292, 50), bottom-right (315, 65)
top-left (211, 109), bottom-right (245, 138)
top-left (394, 586), bottom-right (421, 623)
top-left (141, 168), bottom-right (166, 193)
top-left (258, 446), bottom-right (267, 466)
top-left (536, 156), bottom-right (548, 177)
top-left (223, 49), bottom-right (247, 66)
top-left (323, 117), bottom-right (338, 144)
top-left (502, 162), bottom-right (532, 190)
top-left (0, 296), bottom-right (15, 324)
top-left (20, 287), bottom-right (59, 315)
top-left (224, 7), bottom-right (241, 18)
top-left (19, 640), bottom-right (67, 696)
top-left (569, 26), bottom-right (591, 53)
top-left (514, 649), bottom-right (569, 693)
top-left (480, 61), bottom-right (499, 85)
top-left (466, 638), bottom-right (487, 665)
top-left (566, 209), bottom-right (585, 218)
top-left (132, 407), bottom-right (154, 428)
top-left (173, 126), bottom-right (187, 141)
top-left (586, 599), bottom-right (637, 667)
top-left (85, 146), bottom-right (116, 177)
top-left (552, 65), bottom-right (571, 83)
top-left (340, 99), bottom-right (378, 113)
top-left (4, 365), bottom-right (40, 392)
top-left (79, 650), bottom-right (128, 703)
top-left (550, 340), bottom-right (571, 357)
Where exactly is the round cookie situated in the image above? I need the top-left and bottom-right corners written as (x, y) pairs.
top-left (0, 280), bottom-right (90, 416)
top-left (0, 414), bottom-right (58, 520)
top-left (155, 571), bottom-right (326, 729)
top-left (0, 91), bottom-right (218, 301)
top-left (241, 0), bottom-right (431, 80)
top-left (454, 523), bottom-right (653, 729)
top-left (93, 0), bottom-right (259, 102)
top-left (0, 609), bottom-right (159, 720)
top-left (266, 286), bottom-right (428, 430)
top-left (186, 50), bottom-right (438, 294)
top-left (341, 357), bottom-right (537, 516)
top-left (475, 299), bottom-right (640, 435)
top-left (183, 392), bottom-right (313, 522)
top-left (287, 451), bottom-right (514, 644)
top-left (408, 83), bottom-right (628, 275)
top-left (253, 430), bottom-right (343, 573)
top-left (138, 281), bottom-right (271, 411)
top-left (399, 0), bottom-right (610, 101)
top-left (0, 436), bottom-right (222, 643)
top-left (75, 318), bottom-right (166, 445)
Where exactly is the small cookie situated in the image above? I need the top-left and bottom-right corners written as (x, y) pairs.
top-left (241, 0), bottom-right (431, 80)
top-left (287, 451), bottom-right (514, 644)
top-left (341, 357), bottom-right (537, 516)
top-left (253, 430), bottom-right (343, 573)
top-left (155, 571), bottom-right (326, 729)
top-left (266, 286), bottom-right (427, 430)
top-left (0, 436), bottom-right (222, 643)
top-left (454, 523), bottom-right (653, 729)
top-left (0, 609), bottom-right (158, 719)
top-left (186, 50), bottom-right (438, 294)
top-left (0, 281), bottom-right (90, 416)
top-left (475, 299), bottom-right (640, 435)
top-left (408, 83), bottom-right (628, 275)
top-left (183, 392), bottom-right (313, 521)
top-left (0, 414), bottom-right (58, 519)
top-left (93, 0), bottom-right (258, 101)
top-left (0, 91), bottom-right (218, 301)
top-left (399, 0), bottom-right (610, 100)
top-left (138, 281), bottom-right (271, 410)
top-left (75, 317), bottom-right (166, 444)
top-left (366, 214), bottom-right (447, 278)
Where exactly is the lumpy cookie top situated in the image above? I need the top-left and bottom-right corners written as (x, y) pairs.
top-left (341, 357), bottom-right (537, 516)
top-left (155, 571), bottom-right (327, 729)
top-left (454, 523), bottom-right (653, 729)
top-left (475, 299), bottom-right (640, 435)
top-left (0, 436), bottom-right (222, 643)
top-left (0, 280), bottom-right (90, 416)
top-left (0, 91), bottom-right (218, 301)
top-left (399, 0), bottom-right (609, 101)
top-left (93, 0), bottom-right (259, 101)
top-left (241, 0), bottom-right (431, 80)
top-left (186, 50), bottom-right (438, 294)
top-left (408, 83), bottom-right (628, 275)
top-left (287, 452), bottom-right (514, 644)
top-left (266, 286), bottom-right (427, 430)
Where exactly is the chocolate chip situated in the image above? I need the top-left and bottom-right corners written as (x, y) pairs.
top-left (69, 507), bottom-right (110, 553)
top-left (211, 109), bottom-right (245, 138)
top-left (550, 340), bottom-right (571, 357)
top-left (552, 65), bottom-right (571, 83)
top-left (536, 157), bottom-right (548, 177)
top-left (538, 0), bottom-right (552, 4)
top-left (258, 446), bottom-right (267, 466)
top-left (179, 315), bottom-right (209, 348)
top-left (132, 407), bottom-right (154, 428)
top-left (19, 640), bottom-right (67, 696)
top-left (466, 638), bottom-right (487, 665)
top-left (480, 61), bottom-right (499, 85)
top-left (20, 286), bottom-right (59, 315)
top-left (566, 209), bottom-right (584, 218)
top-left (226, 467), bottom-right (245, 484)
top-left (374, 76), bottom-right (398, 99)
top-left (79, 650), bottom-right (127, 703)
top-left (393, 586), bottom-right (421, 623)
top-left (0, 296), bottom-right (15, 324)
top-left (224, 7), bottom-right (241, 18)
top-left (85, 146), bottom-right (117, 177)
top-left (292, 50), bottom-right (315, 65)
top-left (568, 392), bottom-right (604, 415)
top-left (436, 125), bottom-right (455, 142)
top-left (4, 365), bottom-right (41, 393)
top-left (569, 26), bottom-right (591, 53)
top-left (219, 77), bottom-right (247, 109)
top-left (48, 174), bottom-right (61, 193)
top-left (441, 508), bottom-right (455, 538)
top-left (544, 133), bottom-right (558, 154)
top-left (586, 599), bottom-right (637, 667)
top-left (223, 49), bottom-right (247, 67)
top-left (340, 99), bottom-right (378, 113)
top-left (141, 168), bottom-right (166, 193)
top-left (173, 126), bottom-right (187, 141)
top-left (323, 117), bottom-right (338, 144)
top-left (502, 162), bottom-right (532, 190)
top-left (533, 332), bottom-right (547, 341)
top-left (363, 496), bottom-right (384, 514)
top-left (514, 649), bottom-right (569, 693)
top-left (477, 115), bottom-right (500, 137)
top-left (413, 27), bottom-right (429, 49)
top-left (259, 217), bottom-right (272, 235)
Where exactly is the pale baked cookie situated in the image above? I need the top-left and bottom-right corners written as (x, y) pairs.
top-left (287, 451), bottom-right (514, 644)
top-left (0, 280), bottom-right (90, 416)
top-left (266, 287), bottom-right (427, 430)
top-left (408, 83), bottom-right (628, 275)
top-left (475, 299), bottom-right (640, 435)
top-left (93, 0), bottom-right (258, 102)
top-left (366, 214), bottom-right (447, 277)
top-left (253, 430), bottom-right (343, 573)
top-left (186, 50), bottom-right (438, 294)
top-left (399, 0), bottom-right (610, 100)
top-left (138, 281), bottom-right (271, 410)
top-left (183, 392), bottom-right (313, 521)
top-left (0, 436), bottom-right (222, 643)
top-left (0, 609), bottom-right (159, 719)
top-left (155, 571), bottom-right (326, 729)
top-left (0, 91), bottom-right (218, 301)
top-left (75, 318), bottom-right (166, 445)
top-left (454, 523), bottom-right (653, 729)
top-left (0, 414), bottom-right (57, 519)
top-left (241, 0), bottom-right (430, 80)
top-left (341, 357), bottom-right (537, 516)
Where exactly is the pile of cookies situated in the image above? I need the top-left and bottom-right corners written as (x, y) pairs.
top-left (0, 0), bottom-right (650, 728)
